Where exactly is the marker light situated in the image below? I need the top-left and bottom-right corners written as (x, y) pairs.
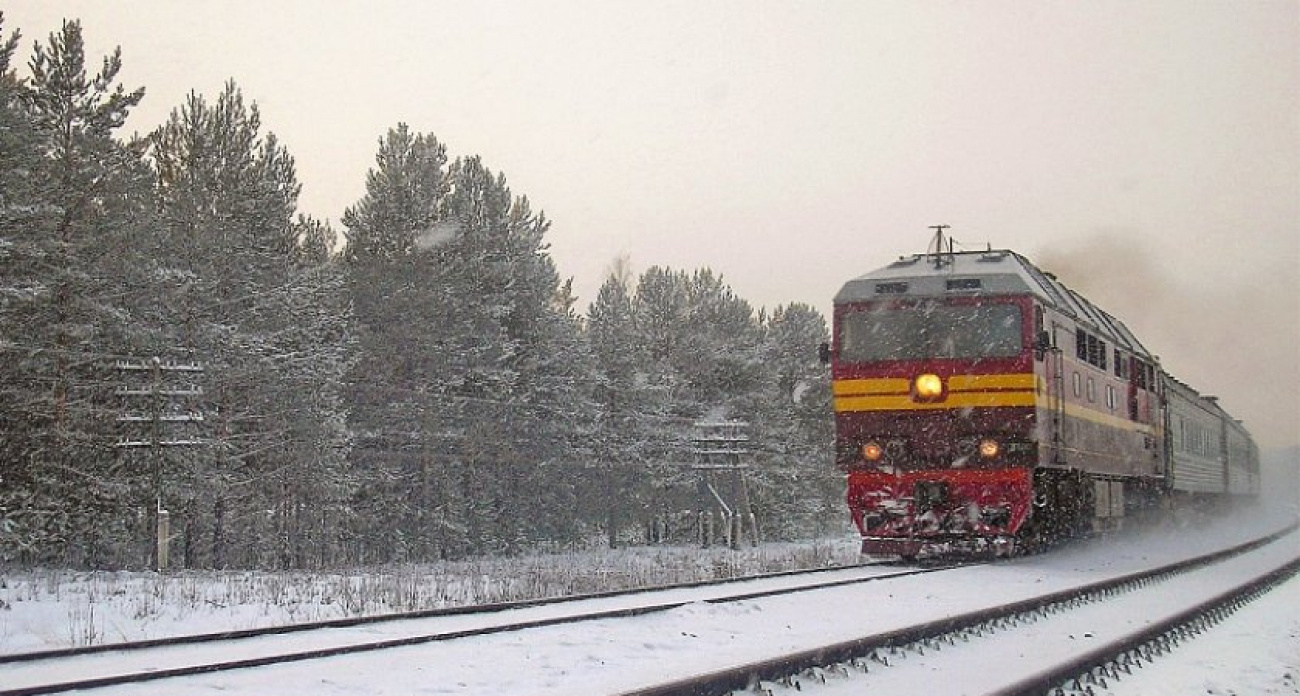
top-left (978, 438), bottom-right (1000, 458)
top-left (862, 442), bottom-right (884, 461)
top-left (914, 373), bottom-right (943, 399)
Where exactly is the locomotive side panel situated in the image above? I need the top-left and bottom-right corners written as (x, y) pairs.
top-left (1036, 305), bottom-right (1164, 480)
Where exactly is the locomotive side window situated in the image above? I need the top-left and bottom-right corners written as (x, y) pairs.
top-left (1074, 327), bottom-right (1117, 372)
top-left (1087, 377), bottom-right (1096, 403)
top-left (1072, 371), bottom-right (1081, 397)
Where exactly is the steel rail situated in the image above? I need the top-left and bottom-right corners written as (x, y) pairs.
top-left (0, 561), bottom-right (968, 696)
top-left (989, 556), bottom-right (1300, 696)
top-left (0, 558), bottom-right (902, 666)
top-left (613, 522), bottom-right (1298, 696)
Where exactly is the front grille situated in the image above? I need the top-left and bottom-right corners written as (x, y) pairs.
top-left (914, 481), bottom-right (949, 509)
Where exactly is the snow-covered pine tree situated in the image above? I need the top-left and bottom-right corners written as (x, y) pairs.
top-left (751, 303), bottom-right (839, 539)
top-left (340, 124), bottom-right (460, 562)
top-left (590, 266), bottom-right (836, 544)
top-left (0, 19), bottom-right (155, 565)
top-left (342, 134), bottom-right (596, 559)
top-left (148, 82), bottom-right (351, 568)
top-left (625, 267), bottom-right (706, 535)
top-left (586, 271), bottom-right (649, 546)
top-left (0, 15), bottom-right (47, 563)
top-left (679, 268), bottom-right (764, 410)
top-left (342, 123), bottom-right (448, 262)
top-left (437, 156), bottom-right (595, 555)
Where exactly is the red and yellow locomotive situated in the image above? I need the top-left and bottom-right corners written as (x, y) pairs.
top-left (824, 233), bottom-right (1257, 558)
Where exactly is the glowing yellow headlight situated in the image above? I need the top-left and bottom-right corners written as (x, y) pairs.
top-left (978, 438), bottom-right (1000, 458)
top-left (914, 373), bottom-right (943, 399)
top-left (862, 442), bottom-right (884, 461)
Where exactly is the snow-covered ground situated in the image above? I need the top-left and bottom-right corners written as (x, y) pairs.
top-left (1, 502), bottom-right (1296, 695)
top-left (0, 539), bottom-right (860, 654)
top-left (1107, 570), bottom-right (1300, 696)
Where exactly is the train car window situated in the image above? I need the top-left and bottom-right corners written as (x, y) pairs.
top-left (1105, 385), bottom-right (1116, 410)
top-left (1087, 377), bottom-right (1096, 403)
top-left (1076, 328), bottom-right (1087, 360)
top-left (1114, 349), bottom-right (1124, 378)
top-left (1098, 340), bottom-right (1107, 371)
top-left (1072, 372), bottom-right (1081, 398)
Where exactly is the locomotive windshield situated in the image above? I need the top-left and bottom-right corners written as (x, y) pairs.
top-left (839, 301), bottom-right (1023, 362)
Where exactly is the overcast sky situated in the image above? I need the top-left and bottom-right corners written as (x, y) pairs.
top-left (6, 1), bottom-right (1297, 450)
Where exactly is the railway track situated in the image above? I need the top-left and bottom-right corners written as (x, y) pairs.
top-left (618, 523), bottom-right (1300, 696)
top-left (0, 559), bottom-right (959, 695)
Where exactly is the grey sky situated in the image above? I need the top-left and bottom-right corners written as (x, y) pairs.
top-left (7, 1), bottom-right (1298, 449)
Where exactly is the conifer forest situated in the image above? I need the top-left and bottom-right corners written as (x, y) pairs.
top-left (0, 17), bottom-right (840, 569)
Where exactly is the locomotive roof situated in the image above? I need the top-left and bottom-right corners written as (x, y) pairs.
top-left (834, 248), bottom-right (1151, 355)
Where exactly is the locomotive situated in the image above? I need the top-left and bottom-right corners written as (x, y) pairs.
top-left (822, 229), bottom-right (1259, 558)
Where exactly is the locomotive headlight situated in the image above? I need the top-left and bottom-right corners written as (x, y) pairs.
top-left (978, 438), bottom-right (1000, 459)
top-left (862, 441), bottom-right (884, 462)
top-left (914, 373), bottom-right (943, 399)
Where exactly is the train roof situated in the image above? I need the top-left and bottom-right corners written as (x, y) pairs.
top-left (834, 248), bottom-right (1151, 355)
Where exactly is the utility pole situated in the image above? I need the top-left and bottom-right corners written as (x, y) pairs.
top-left (691, 420), bottom-right (758, 549)
top-left (115, 357), bottom-right (205, 571)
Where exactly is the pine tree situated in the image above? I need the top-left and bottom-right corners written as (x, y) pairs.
top-left (340, 124), bottom-right (459, 561)
top-left (0, 18), bottom-right (154, 565)
top-left (586, 272), bottom-right (648, 546)
top-left (751, 303), bottom-right (839, 539)
top-left (680, 268), bottom-right (764, 410)
top-left (438, 155), bottom-right (595, 554)
top-left (148, 81), bottom-right (351, 568)
top-left (588, 266), bottom-right (837, 543)
top-left (342, 123), bottom-right (448, 262)
top-left (0, 13), bottom-right (43, 561)
top-left (342, 137), bottom-right (598, 559)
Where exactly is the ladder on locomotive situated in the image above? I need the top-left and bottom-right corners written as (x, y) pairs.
top-left (1047, 328), bottom-right (1067, 464)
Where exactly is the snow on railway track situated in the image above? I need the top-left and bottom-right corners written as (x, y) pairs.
top-left (650, 525), bottom-right (1299, 696)
top-left (4, 515), bottom-right (1294, 696)
top-left (0, 560), bottom-right (946, 695)
top-left (35, 521), bottom-right (1294, 696)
